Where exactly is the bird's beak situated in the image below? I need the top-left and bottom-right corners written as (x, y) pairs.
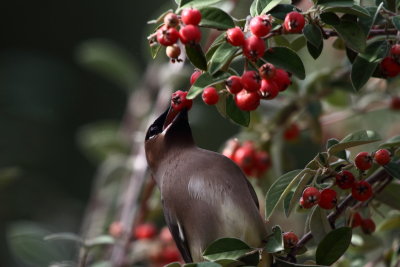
top-left (163, 106), bottom-right (180, 130)
top-left (163, 106), bottom-right (188, 131)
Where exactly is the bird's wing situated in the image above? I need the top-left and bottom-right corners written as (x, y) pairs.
top-left (245, 177), bottom-right (260, 209)
top-left (162, 199), bottom-right (193, 263)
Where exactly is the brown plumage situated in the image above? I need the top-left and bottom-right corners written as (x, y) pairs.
top-left (144, 107), bottom-right (268, 262)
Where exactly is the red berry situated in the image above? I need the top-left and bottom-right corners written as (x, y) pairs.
top-left (171, 90), bottom-right (193, 111)
top-left (374, 149), bottom-right (391, 165)
top-left (233, 144), bottom-right (256, 175)
top-left (335, 170), bottom-right (355, 189)
top-left (254, 150), bottom-right (271, 177)
top-left (350, 212), bottom-right (363, 228)
top-left (190, 70), bottom-right (202, 85)
top-left (222, 138), bottom-right (240, 160)
top-left (181, 8), bottom-right (202, 26)
top-left (302, 187), bottom-right (321, 208)
top-left (161, 246), bottom-right (181, 263)
top-left (134, 223), bottom-right (157, 240)
top-left (164, 13), bottom-right (179, 28)
top-left (241, 71), bottom-right (261, 92)
top-left (179, 25), bottom-right (201, 44)
top-left (299, 196), bottom-right (312, 208)
top-left (390, 44), bottom-right (400, 58)
top-left (391, 96), bottom-right (400, 110)
top-left (283, 232), bottom-right (299, 248)
top-left (157, 25), bottom-right (180, 46)
top-left (259, 79), bottom-right (279, 99)
top-left (202, 87), bottom-right (219, 105)
top-left (352, 181), bottom-right (373, 201)
top-left (381, 57), bottom-right (400, 77)
top-left (354, 152), bottom-right (373, 171)
top-left (258, 63), bottom-right (276, 80)
top-left (159, 226), bottom-right (174, 243)
top-left (272, 69), bottom-right (291, 91)
top-left (361, 218), bottom-right (376, 234)
top-left (166, 44), bottom-right (181, 60)
top-left (318, 188), bottom-right (337, 210)
top-left (284, 123), bottom-right (300, 141)
top-left (226, 27), bottom-right (245, 46)
top-left (225, 75), bottom-right (243, 94)
top-left (249, 15), bottom-right (273, 37)
top-left (234, 89), bottom-right (261, 111)
top-left (243, 36), bottom-right (266, 61)
top-left (283, 12), bottom-right (306, 33)
top-left (109, 221), bottom-right (124, 238)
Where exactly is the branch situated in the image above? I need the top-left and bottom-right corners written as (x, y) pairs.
top-left (287, 163), bottom-right (396, 260)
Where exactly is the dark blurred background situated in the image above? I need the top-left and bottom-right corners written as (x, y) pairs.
top-left (0, 1), bottom-right (165, 265)
top-left (0, 1), bottom-right (243, 265)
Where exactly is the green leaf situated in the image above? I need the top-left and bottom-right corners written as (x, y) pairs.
top-left (383, 161), bottom-right (400, 179)
top-left (185, 263), bottom-right (222, 267)
top-left (315, 227), bottom-right (352, 265)
top-left (275, 257), bottom-right (328, 266)
top-left (261, 0), bottom-right (286, 14)
top-left (250, 0), bottom-right (263, 17)
top-left (165, 263), bottom-right (181, 267)
top-left (322, 5), bottom-right (370, 17)
top-left (199, 7), bottom-right (235, 30)
top-left (379, 135), bottom-right (400, 148)
top-left (187, 72), bottom-right (230, 99)
top-left (226, 95), bottom-right (251, 127)
top-left (377, 215), bottom-right (400, 231)
top-left (309, 207), bottom-right (332, 243)
top-left (185, 44), bottom-right (208, 71)
top-left (351, 41), bottom-right (389, 90)
top-left (290, 36), bottom-right (307, 51)
top-left (327, 130), bottom-right (381, 155)
top-left (85, 235), bottom-right (115, 248)
top-left (269, 4), bottom-right (297, 20)
top-left (393, 16), bottom-right (400, 30)
top-left (303, 24), bottom-right (323, 48)
top-left (44, 232), bottom-right (83, 244)
top-left (179, 0), bottom-right (225, 9)
top-left (265, 169), bottom-right (303, 219)
top-left (209, 42), bottom-right (239, 75)
top-left (265, 225), bottom-right (284, 253)
top-left (375, 182), bottom-right (400, 210)
top-left (326, 138), bottom-right (347, 159)
top-left (287, 172), bottom-right (313, 217)
top-left (206, 33), bottom-right (227, 61)
top-left (332, 20), bottom-right (366, 53)
top-left (203, 238), bottom-right (253, 261)
top-left (307, 41), bottom-right (323, 59)
top-left (214, 259), bottom-right (244, 267)
top-left (358, 4), bottom-right (383, 36)
top-left (320, 12), bottom-right (341, 25)
top-left (317, 0), bottom-right (354, 8)
top-left (263, 47), bottom-right (306, 79)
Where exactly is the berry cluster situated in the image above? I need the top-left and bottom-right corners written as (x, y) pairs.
top-left (192, 65), bottom-right (291, 110)
top-left (380, 44), bottom-right (400, 77)
top-left (222, 139), bottom-right (271, 177)
top-left (354, 148), bottom-right (391, 170)
top-left (350, 212), bottom-right (376, 234)
top-left (152, 8), bottom-right (203, 62)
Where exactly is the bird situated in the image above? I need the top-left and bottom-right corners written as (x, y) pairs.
top-left (144, 105), bottom-right (268, 263)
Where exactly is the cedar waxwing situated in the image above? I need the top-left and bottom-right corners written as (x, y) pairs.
top-left (144, 106), bottom-right (268, 262)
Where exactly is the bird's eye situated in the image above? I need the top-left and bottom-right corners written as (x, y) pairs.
top-left (146, 125), bottom-right (161, 140)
